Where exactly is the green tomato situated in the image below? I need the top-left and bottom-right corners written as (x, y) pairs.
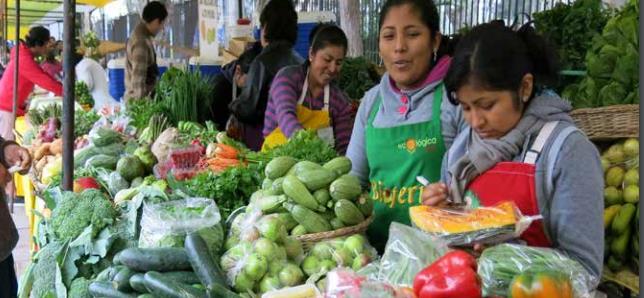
top-left (344, 235), bottom-right (366, 256)
top-left (243, 254), bottom-right (268, 281)
top-left (312, 243), bottom-right (334, 260)
top-left (234, 272), bottom-right (255, 293)
top-left (319, 259), bottom-right (337, 274)
top-left (352, 253), bottom-right (371, 271)
top-left (283, 237), bottom-right (303, 261)
top-left (254, 238), bottom-right (278, 259)
top-left (278, 264), bottom-right (304, 287)
top-left (225, 235), bottom-right (240, 251)
top-left (275, 245), bottom-right (288, 261)
top-left (259, 275), bottom-right (282, 294)
top-left (302, 255), bottom-right (321, 276)
top-left (333, 247), bottom-right (353, 266)
top-left (258, 217), bottom-right (286, 242)
top-left (268, 260), bottom-right (286, 276)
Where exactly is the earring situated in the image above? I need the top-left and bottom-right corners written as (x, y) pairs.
top-left (433, 48), bottom-right (438, 63)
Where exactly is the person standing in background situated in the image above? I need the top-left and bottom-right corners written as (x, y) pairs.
top-left (124, 1), bottom-right (167, 101)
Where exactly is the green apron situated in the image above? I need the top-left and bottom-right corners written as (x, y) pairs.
top-left (365, 84), bottom-right (446, 251)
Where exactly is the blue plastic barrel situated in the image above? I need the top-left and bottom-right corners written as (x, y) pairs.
top-left (189, 57), bottom-right (223, 78)
top-left (107, 59), bottom-right (126, 102)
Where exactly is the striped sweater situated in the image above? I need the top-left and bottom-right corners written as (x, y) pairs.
top-left (264, 64), bottom-right (354, 154)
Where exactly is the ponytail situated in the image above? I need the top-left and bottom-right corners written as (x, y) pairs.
top-left (516, 23), bottom-right (559, 87)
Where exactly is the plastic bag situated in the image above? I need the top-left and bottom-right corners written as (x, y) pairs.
top-left (478, 244), bottom-right (599, 298)
top-left (301, 235), bottom-right (378, 279)
top-left (379, 222), bottom-right (449, 287)
top-left (409, 201), bottom-right (541, 246)
top-left (220, 206), bottom-right (307, 295)
top-left (138, 197), bottom-right (222, 250)
top-left (325, 268), bottom-right (416, 298)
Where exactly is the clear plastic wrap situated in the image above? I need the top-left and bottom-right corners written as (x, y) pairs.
top-left (325, 268), bottom-right (416, 298)
top-left (409, 201), bottom-right (541, 246)
top-left (219, 207), bottom-right (307, 295)
top-left (477, 244), bottom-right (599, 298)
top-left (378, 222), bottom-right (448, 287)
top-left (301, 234), bottom-right (378, 279)
top-left (138, 197), bottom-right (222, 249)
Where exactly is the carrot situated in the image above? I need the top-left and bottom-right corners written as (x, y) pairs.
top-left (214, 143), bottom-right (239, 159)
top-left (207, 158), bottom-right (240, 167)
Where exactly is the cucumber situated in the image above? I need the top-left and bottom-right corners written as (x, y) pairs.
top-left (313, 189), bottom-right (331, 206)
top-left (288, 161), bottom-right (323, 176)
top-left (96, 266), bottom-right (125, 282)
top-left (143, 271), bottom-right (207, 298)
top-left (334, 199), bottom-right (365, 225)
top-left (184, 233), bottom-right (229, 289)
top-left (283, 175), bottom-right (323, 211)
top-left (296, 169), bottom-right (337, 191)
top-left (612, 203), bottom-right (636, 234)
top-left (262, 178), bottom-right (273, 190)
top-left (113, 251), bottom-right (124, 266)
top-left (355, 194), bottom-right (374, 216)
top-left (271, 177), bottom-right (285, 195)
top-left (265, 156), bottom-right (297, 179)
top-left (323, 157), bottom-right (352, 176)
top-left (88, 281), bottom-right (137, 298)
top-left (207, 283), bottom-right (241, 298)
top-left (330, 218), bottom-right (345, 230)
top-left (330, 175), bottom-right (363, 202)
top-left (276, 213), bottom-right (298, 230)
top-left (113, 267), bottom-right (137, 292)
top-left (129, 273), bottom-right (148, 293)
top-left (256, 195), bottom-right (287, 213)
top-left (138, 295), bottom-right (155, 298)
top-left (162, 271), bottom-right (201, 285)
top-left (119, 248), bottom-right (191, 272)
top-left (283, 202), bottom-right (332, 233)
top-left (291, 225), bottom-right (308, 236)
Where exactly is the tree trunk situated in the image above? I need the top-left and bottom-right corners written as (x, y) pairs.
top-left (339, 0), bottom-right (364, 57)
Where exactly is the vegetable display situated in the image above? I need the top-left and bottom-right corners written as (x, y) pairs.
top-left (413, 250), bottom-right (481, 298)
top-left (562, 0), bottom-right (639, 108)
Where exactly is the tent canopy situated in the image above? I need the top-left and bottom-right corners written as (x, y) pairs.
top-left (3, 0), bottom-right (115, 39)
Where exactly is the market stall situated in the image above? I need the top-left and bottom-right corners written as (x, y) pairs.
top-left (13, 0), bottom-right (640, 297)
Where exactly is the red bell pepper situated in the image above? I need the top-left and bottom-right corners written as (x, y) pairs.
top-left (413, 250), bottom-right (481, 298)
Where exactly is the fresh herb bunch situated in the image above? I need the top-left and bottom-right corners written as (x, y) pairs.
top-left (183, 163), bottom-right (263, 219)
top-left (155, 68), bottom-right (214, 124)
top-left (75, 81), bottom-right (94, 107)
top-left (533, 0), bottom-right (612, 71)
top-left (177, 121), bottom-right (219, 145)
top-left (28, 104), bottom-right (62, 127)
top-left (337, 57), bottom-right (380, 101)
top-left (264, 130), bottom-right (338, 164)
top-left (125, 98), bottom-right (170, 131)
top-left (74, 109), bottom-right (100, 138)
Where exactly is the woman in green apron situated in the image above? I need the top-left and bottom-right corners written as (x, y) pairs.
top-left (346, 0), bottom-right (467, 251)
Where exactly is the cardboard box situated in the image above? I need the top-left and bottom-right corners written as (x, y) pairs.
top-left (228, 36), bottom-right (255, 57)
top-left (222, 50), bottom-right (238, 65)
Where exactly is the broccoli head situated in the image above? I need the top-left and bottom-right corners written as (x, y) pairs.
top-left (69, 277), bottom-right (91, 298)
top-left (31, 241), bottom-right (64, 298)
top-left (51, 189), bottom-right (118, 240)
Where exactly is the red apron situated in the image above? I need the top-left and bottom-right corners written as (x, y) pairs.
top-left (466, 121), bottom-right (560, 247)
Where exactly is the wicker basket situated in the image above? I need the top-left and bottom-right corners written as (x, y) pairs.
top-left (295, 215), bottom-right (374, 249)
top-left (570, 104), bottom-right (639, 141)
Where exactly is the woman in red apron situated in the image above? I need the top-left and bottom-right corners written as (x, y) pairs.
top-left (422, 23), bottom-right (604, 280)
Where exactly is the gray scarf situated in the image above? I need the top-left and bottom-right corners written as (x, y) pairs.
top-left (448, 93), bottom-right (574, 204)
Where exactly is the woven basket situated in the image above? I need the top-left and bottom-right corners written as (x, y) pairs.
top-left (570, 104), bottom-right (639, 141)
top-left (295, 215), bottom-right (374, 249)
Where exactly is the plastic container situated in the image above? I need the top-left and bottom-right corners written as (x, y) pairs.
top-left (188, 56), bottom-right (223, 77)
top-left (295, 12), bottom-right (336, 59)
top-left (107, 58), bottom-right (126, 102)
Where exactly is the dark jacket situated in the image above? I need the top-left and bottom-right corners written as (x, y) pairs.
top-left (228, 41), bottom-right (303, 125)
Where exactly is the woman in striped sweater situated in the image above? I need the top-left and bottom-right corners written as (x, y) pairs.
top-left (263, 24), bottom-right (354, 154)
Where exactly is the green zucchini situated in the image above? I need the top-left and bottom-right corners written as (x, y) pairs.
top-left (88, 281), bottom-right (137, 298)
top-left (119, 247), bottom-right (191, 272)
top-left (113, 267), bottom-right (137, 292)
top-left (184, 233), bottom-right (228, 289)
top-left (265, 156), bottom-right (297, 179)
top-left (143, 271), bottom-right (207, 298)
top-left (96, 266), bottom-right (125, 282)
top-left (207, 283), bottom-right (241, 298)
top-left (129, 273), bottom-right (148, 293)
top-left (162, 271), bottom-right (201, 285)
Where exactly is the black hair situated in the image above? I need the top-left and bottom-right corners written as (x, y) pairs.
top-left (259, 0), bottom-right (298, 45)
top-left (379, 0), bottom-right (455, 66)
top-left (237, 42), bottom-right (262, 74)
top-left (444, 22), bottom-right (559, 106)
top-left (25, 26), bottom-right (51, 48)
top-left (308, 23), bottom-right (348, 57)
top-left (142, 1), bottom-right (168, 23)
